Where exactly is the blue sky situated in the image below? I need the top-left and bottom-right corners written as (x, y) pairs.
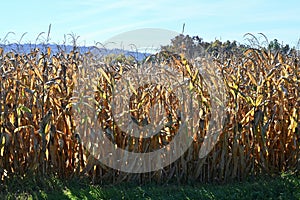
top-left (1, 0), bottom-right (299, 47)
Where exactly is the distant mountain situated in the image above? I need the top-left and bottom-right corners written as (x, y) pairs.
top-left (0, 43), bottom-right (151, 61)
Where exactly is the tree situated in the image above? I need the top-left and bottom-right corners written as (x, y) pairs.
top-left (161, 34), bottom-right (205, 59)
top-left (268, 39), bottom-right (281, 52)
top-left (103, 53), bottom-right (136, 66)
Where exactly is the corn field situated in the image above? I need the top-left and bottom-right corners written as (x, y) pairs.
top-left (0, 44), bottom-right (299, 184)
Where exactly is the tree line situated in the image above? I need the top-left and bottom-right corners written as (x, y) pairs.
top-left (161, 34), bottom-right (299, 59)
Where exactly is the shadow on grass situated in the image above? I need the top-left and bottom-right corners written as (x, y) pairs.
top-left (0, 174), bottom-right (100, 200)
top-left (0, 172), bottom-right (299, 200)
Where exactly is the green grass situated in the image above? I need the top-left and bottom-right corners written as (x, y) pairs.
top-left (0, 173), bottom-right (299, 200)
